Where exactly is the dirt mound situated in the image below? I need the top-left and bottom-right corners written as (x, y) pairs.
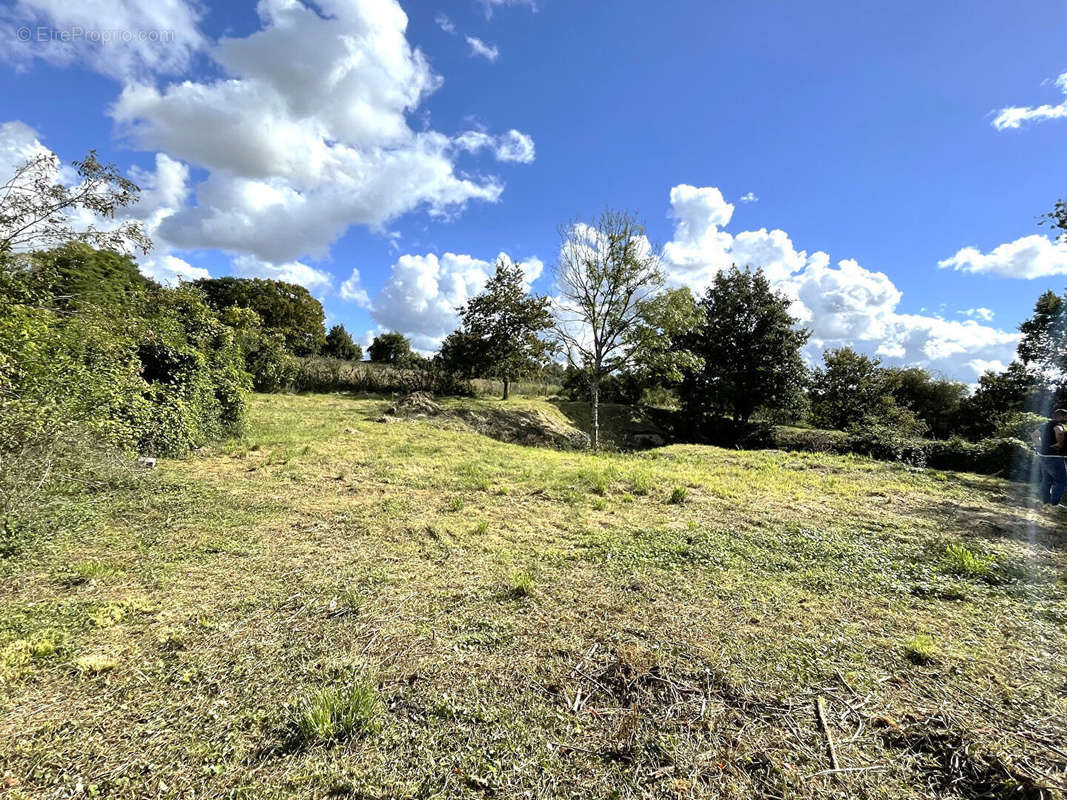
top-left (379, 393), bottom-right (589, 449)
top-left (452, 407), bottom-right (590, 449)
top-left (385, 391), bottom-right (442, 418)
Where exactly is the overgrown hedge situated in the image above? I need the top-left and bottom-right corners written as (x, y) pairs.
top-left (1, 263), bottom-right (250, 543)
top-left (289, 357), bottom-right (473, 397)
top-left (772, 425), bottom-right (1035, 480)
top-left (672, 413), bottom-right (1037, 481)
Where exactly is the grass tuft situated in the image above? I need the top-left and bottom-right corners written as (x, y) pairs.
top-left (630, 470), bottom-right (653, 496)
top-left (668, 486), bottom-right (689, 504)
top-left (507, 569), bottom-right (533, 598)
top-left (155, 626), bottom-right (185, 651)
top-left (942, 544), bottom-right (1002, 585)
top-left (294, 682), bottom-right (380, 745)
top-left (904, 634), bottom-right (938, 665)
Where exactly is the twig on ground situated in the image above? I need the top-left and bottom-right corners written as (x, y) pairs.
top-left (815, 696), bottom-right (841, 773)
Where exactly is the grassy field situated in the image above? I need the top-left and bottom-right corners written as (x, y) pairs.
top-left (2, 392), bottom-right (1066, 799)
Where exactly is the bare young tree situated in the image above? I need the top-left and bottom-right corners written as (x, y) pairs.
top-left (0, 150), bottom-right (150, 258)
top-left (552, 210), bottom-right (664, 449)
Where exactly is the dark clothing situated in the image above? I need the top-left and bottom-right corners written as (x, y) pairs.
top-left (1038, 454), bottom-right (1067, 506)
top-left (1040, 421), bottom-right (1065, 456)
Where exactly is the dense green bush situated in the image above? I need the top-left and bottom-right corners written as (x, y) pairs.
top-left (220, 306), bottom-right (298, 393)
top-left (772, 427), bottom-right (850, 454)
top-left (925, 437), bottom-right (1034, 480)
top-left (322, 324), bottom-right (362, 362)
top-left (992, 411), bottom-right (1047, 443)
top-left (194, 277), bottom-right (326, 356)
top-left (1, 260), bottom-right (251, 540)
top-left (132, 285), bottom-right (249, 455)
top-left (769, 423), bottom-right (1035, 479)
top-left (844, 423), bottom-right (929, 467)
top-left (2, 276), bottom-right (137, 541)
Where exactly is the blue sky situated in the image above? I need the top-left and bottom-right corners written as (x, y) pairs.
top-left (2, 0), bottom-right (1066, 380)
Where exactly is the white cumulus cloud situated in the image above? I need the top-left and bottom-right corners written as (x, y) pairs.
top-left (340, 268), bottom-right (371, 307)
top-left (478, 0), bottom-right (537, 18)
top-left (661, 184), bottom-right (1020, 381)
top-left (109, 0), bottom-right (528, 264)
top-left (139, 254), bottom-right (209, 285)
top-left (0, 0), bottom-right (205, 80)
top-left (231, 254), bottom-right (332, 294)
top-left (435, 12), bottom-right (455, 33)
top-left (938, 234), bottom-right (1067, 279)
top-left (454, 129), bottom-right (535, 164)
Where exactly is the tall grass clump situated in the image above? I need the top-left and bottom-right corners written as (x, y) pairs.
top-left (942, 543), bottom-right (1004, 585)
top-left (668, 486), bottom-right (689, 505)
top-left (630, 470), bottom-right (653, 495)
top-left (294, 682), bottom-right (380, 744)
top-left (507, 569), bottom-right (533, 597)
top-left (903, 634), bottom-right (938, 665)
top-left (291, 358), bottom-right (473, 397)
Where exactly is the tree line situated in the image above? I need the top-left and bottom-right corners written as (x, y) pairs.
top-left (427, 209), bottom-right (1067, 450)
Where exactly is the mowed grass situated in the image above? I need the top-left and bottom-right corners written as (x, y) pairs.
top-left (1, 392), bottom-right (1066, 799)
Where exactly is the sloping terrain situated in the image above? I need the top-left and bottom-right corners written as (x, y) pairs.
top-left (1, 393), bottom-right (1065, 799)
top-left (384, 392), bottom-right (591, 449)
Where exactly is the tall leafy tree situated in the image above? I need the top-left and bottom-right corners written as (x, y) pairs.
top-left (368, 331), bottom-right (413, 365)
top-left (442, 258), bottom-right (552, 399)
top-left (0, 150), bottom-right (149, 258)
top-left (28, 243), bottom-right (156, 308)
top-left (322, 324), bottom-right (361, 361)
top-left (882, 366), bottom-right (968, 439)
top-left (193, 277), bottom-right (326, 356)
top-left (809, 347), bottom-right (889, 431)
top-left (958, 361), bottom-right (1053, 438)
top-left (679, 266), bottom-right (808, 423)
top-left (1017, 289), bottom-right (1067, 384)
top-left (626, 287), bottom-right (701, 392)
top-left (553, 210), bottom-right (664, 448)
top-left (436, 330), bottom-right (483, 378)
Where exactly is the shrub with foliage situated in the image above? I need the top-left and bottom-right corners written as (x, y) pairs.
top-left (0, 280), bottom-right (147, 542)
top-left (772, 427), bottom-right (850, 454)
top-left (194, 277), bottom-right (326, 356)
top-left (133, 284), bottom-right (249, 455)
top-left (992, 411), bottom-right (1047, 443)
top-left (221, 307), bottom-right (298, 392)
top-left (883, 366), bottom-right (967, 439)
top-left (925, 437), bottom-right (1034, 480)
top-left (679, 267), bottom-right (809, 424)
top-left (322, 324), bottom-right (362, 362)
top-left (844, 423), bottom-right (929, 467)
top-left (0, 257), bottom-right (251, 540)
top-left (367, 331), bottom-right (414, 365)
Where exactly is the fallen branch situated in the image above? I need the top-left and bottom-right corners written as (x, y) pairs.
top-left (815, 695), bottom-right (841, 772)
